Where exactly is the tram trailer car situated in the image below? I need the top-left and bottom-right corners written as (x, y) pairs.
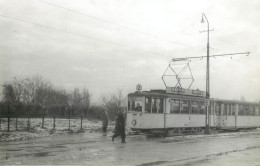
top-left (126, 87), bottom-right (260, 135)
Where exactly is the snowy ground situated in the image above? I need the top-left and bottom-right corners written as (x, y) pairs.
top-left (1, 129), bottom-right (260, 165)
top-left (0, 118), bottom-right (108, 142)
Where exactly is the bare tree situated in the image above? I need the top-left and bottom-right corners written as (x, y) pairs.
top-left (1, 76), bottom-right (70, 117)
top-left (2, 77), bottom-right (24, 116)
top-left (102, 89), bottom-right (127, 120)
top-left (20, 76), bottom-right (55, 115)
top-left (68, 88), bottom-right (91, 116)
top-left (82, 88), bottom-right (90, 115)
top-left (2, 77), bottom-right (23, 104)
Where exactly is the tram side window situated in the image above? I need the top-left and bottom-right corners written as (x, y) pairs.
top-left (244, 105), bottom-right (249, 116)
top-left (191, 101), bottom-right (199, 114)
top-left (231, 104), bottom-right (236, 115)
top-left (249, 106), bottom-right (254, 116)
top-left (227, 104), bottom-right (231, 115)
top-left (216, 103), bottom-right (221, 115)
top-left (256, 106), bottom-right (260, 116)
top-left (229, 105), bottom-right (232, 115)
top-left (151, 98), bottom-right (164, 114)
top-left (223, 104), bottom-right (227, 116)
top-left (158, 98), bottom-right (164, 114)
top-left (145, 97), bottom-right (151, 113)
top-left (181, 100), bottom-right (190, 114)
top-left (199, 101), bottom-right (206, 115)
top-left (170, 99), bottom-right (180, 114)
top-left (238, 105), bottom-right (243, 115)
top-left (152, 98), bottom-right (157, 113)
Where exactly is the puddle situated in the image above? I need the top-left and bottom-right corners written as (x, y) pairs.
top-left (3, 152), bottom-right (53, 160)
top-left (159, 139), bottom-right (183, 143)
top-left (48, 145), bottom-right (66, 149)
top-left (6, 149), bottom-right (22, 152)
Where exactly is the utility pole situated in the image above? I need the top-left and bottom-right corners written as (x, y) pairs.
top-left (201, 13), bottom-right (211, 134)
top-left (170, 15), bottom-right (250, 135)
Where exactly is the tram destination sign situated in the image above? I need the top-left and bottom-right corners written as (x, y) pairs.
top-left (166, 86), bottom-right (206, 97)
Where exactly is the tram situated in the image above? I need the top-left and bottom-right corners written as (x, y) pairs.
top-left (126, 85), bottom-right (260, 135)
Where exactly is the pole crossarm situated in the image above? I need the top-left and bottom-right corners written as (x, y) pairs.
top-left (199, 29), bottom-right (214, 33)
top-left (172, 52), bottom-right (250, 61)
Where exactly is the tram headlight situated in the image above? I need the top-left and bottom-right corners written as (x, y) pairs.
top-left (132, 119), bottom-right (137, 125)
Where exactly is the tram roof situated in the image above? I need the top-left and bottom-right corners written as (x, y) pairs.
top-left (128, 90), bottom-right (260, 105)
top-left (128, 90), bottom-right (205, 100)
top-left (210, 98), bottom-right (260, 105)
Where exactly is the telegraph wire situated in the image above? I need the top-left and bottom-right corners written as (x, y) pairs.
top-left (38, 0), bottom-right (188, 47)
top-left (0, 14), bottom-right (161, 56)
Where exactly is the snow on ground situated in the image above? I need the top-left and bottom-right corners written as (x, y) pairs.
top-left (0, 117), bottom-right (113, 142)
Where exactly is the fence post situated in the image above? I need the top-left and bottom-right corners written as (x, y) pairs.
top-left (53, 116), bottom-right (56, 129)
top-left (80, 116), bottom-right (83, 130)
top-left (42, 115), bottom-right (44, 128)
top-left (15, 117), bottom-right (18, 130)
top-left (7, 105), bottom-right (10, 132)
top-left (68, 115), bottom-right (70, 130)
top-left (27, 117), bottom-right (30, 131)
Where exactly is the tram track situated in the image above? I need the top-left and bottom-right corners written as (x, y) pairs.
top-left (137, 145), bottom-right (260, 166)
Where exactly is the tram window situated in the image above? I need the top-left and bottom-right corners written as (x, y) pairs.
top-left (223, 104), bottom-right (227, 116)
top-left (216, 103), bottom-right (221, 115)
top-left (244, 105), bottom-right (249, 116)
top-left (170, 99), bottom-right (180, 114)
top-left (151, 98), bottom-right (164, 114)
top-left (158, 98), bottom-right (164, 114)
top-left (256, 106), bottom-right (260, 116)
top-left (145, 97), bottom-right (151, 113)
top-left (152, 98), bottom-right (157, 113)
top-left (131, 101), bottom-right (135, 111)
top-left (231, 105), bottom-right (236, 115)
top-left (199, 101), bottom-right (206, 114)
top-left (191, 101), bottom-right (199, 114)
top-left (181, 100), bottom-right (189, 114)
top-left (249, 106), bottom-right (254, 116)
top-left (238, 105), bottom-right (243, 115)
top-left (253, 106), bottom-right (257, 116)
top-left (135, 101), bottom-right (142, 112)
top-left (227, 104), bottom-right (231, 115)
top-left (229, 105), bottom-right (232, 115)
top-left (128, 101), bottom-right (130, 110)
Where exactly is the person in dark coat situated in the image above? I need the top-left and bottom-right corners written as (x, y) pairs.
top-left (112, 109), bottom-right (126, 143)
top-left (102, 110), bottom-right (108, 135)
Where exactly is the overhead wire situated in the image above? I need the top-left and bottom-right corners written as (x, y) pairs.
top-left (38, 0), bottom-right (189, 47)
top-left (0, 14), bottom-right (161, 56)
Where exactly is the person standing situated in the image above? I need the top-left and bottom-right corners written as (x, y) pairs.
top-left (102, 110), bottom-right (108, 136)
top-left (112, 109), bottom-right (126, 143)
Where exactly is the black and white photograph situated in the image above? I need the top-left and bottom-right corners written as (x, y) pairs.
top-left (0, 0), bottom-right (260, 165)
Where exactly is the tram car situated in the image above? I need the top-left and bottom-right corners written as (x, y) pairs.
top-left (126, 86), bottom-right (260, 135)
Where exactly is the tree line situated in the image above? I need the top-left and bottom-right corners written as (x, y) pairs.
top-left (0, 76), bottom-right (126, 120)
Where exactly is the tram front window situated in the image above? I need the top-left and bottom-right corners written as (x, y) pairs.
top-left (128, 99), bottom-right (143, 112)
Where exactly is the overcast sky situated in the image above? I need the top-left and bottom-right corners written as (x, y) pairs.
top-left (0, 0), bottom-right (259, 103)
